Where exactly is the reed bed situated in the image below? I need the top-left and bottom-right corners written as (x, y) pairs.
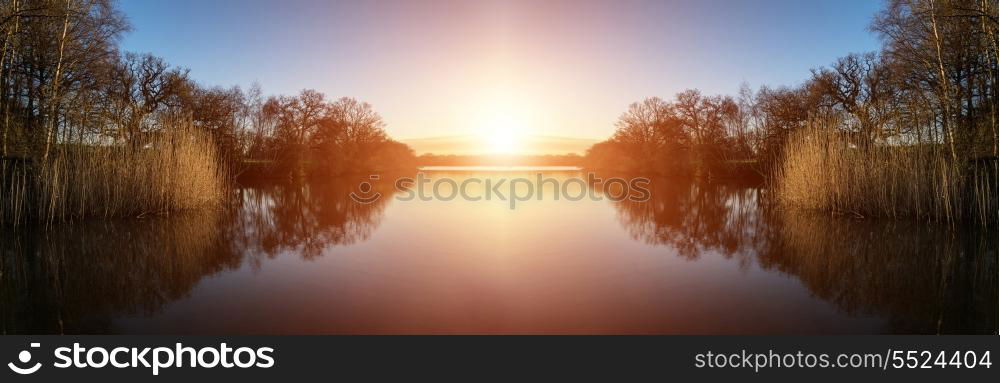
top-left (1, 124), bottom-right (225, 226)
top-left (775, 127), bottom-right (996, 225)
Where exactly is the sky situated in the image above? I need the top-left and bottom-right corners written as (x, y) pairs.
top-left (119, 0), bottom-right (882, 153)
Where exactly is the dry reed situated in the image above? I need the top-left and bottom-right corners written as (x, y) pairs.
top-left (774, 127), bottom-right (996, 225)
top-left (1, 123), bottom-right (225, 226)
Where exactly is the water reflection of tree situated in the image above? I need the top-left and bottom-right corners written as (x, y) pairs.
top-left (0, 211), bottom-right (238, 333)
top-left (605, 177), bottom-right (769, 261)
top-left (0, 175), bottom-right (399, 333)
top-left (600, 177), bottom-right (997, 334)
top-left (759, 213), bottom-right (996, 334)
top-left (228, 175), bottom-right (397, 261)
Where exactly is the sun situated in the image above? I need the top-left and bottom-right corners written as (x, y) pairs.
top-left (480, 113), bottom-right (527, 154)
top-left (486, 129), bottom-right (518, 154)
top-left (469, 90), bottom-right (537, 155)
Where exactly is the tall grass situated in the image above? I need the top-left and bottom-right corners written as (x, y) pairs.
top-left (774, 127), bottom-right (996, 225)
top-left (1, 123), bottom-right (226, 226)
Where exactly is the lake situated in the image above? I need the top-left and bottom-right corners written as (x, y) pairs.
top-left (1, 168), bottom-right (995, 334)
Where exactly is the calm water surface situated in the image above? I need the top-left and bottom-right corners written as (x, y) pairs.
top-left (1, 169), bottom-right (996, 334)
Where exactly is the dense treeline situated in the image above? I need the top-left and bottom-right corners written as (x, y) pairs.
top-left (240, 89), bottom-right (417, 178)
top-left (0, 0), bottom-right (414, 172)
top-left (584, 89), bottom-right (757, 176)
top-left (0, 0), bottom-right (414, 224)
top-left (586, 0), bottom-right (997, 223)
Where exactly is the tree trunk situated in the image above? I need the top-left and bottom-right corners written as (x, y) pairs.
top-left (43, 0), bottom-right (72, 162)
top-left (928, 0), bottom-right (958, 163)
top-left (1, 0), bottom-right (19, 157)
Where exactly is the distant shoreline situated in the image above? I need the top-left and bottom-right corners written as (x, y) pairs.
top-left (419, 165), bottom-right (582, 172)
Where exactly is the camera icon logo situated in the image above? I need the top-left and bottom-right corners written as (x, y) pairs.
top-left (8, 342), bottom-right (42, 375)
